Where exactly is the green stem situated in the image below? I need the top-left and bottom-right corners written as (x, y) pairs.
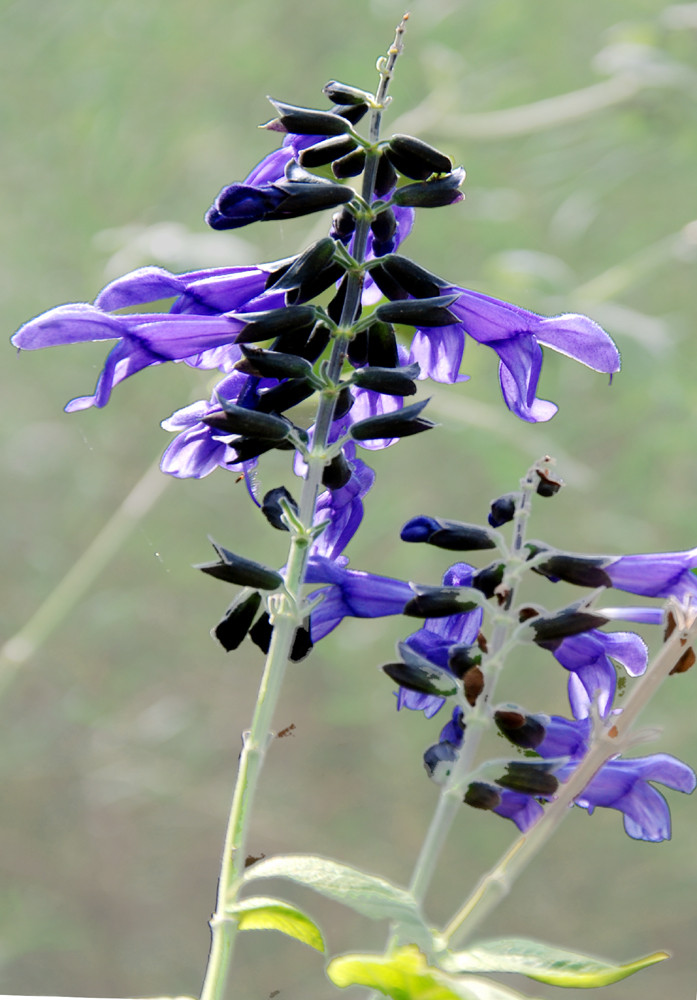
top-left (198, 23), bottom-right (407, 1000)
top-left (441, 610), bottom-right (697, 947)
top-left (404, 462), bottom-right (538, 908)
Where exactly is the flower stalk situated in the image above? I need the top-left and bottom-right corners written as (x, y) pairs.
top-left (405, 462), bottom-right (538, 907)
top-left (198, 24), bottom-right (408, 1000)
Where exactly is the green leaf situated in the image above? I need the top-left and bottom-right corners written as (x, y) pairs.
top-left (327, 947), bottom-right (543, 1000)
top-left (241, 854), bottom-right (432, 949)
top-left (444, 936), bottom-right (669, 987)
top-left (227, 895), bottom-right (325, 953)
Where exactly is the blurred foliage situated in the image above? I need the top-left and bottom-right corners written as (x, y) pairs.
top-left (2, 1), bottom-right (697, 999)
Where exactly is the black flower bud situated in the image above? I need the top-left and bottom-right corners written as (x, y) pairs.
top-left (472, 562), bottom-right (505, 599)
top-left (299, 135), bottom-right (358, 168)
top-left (494, 707), bottom-right (547, 750)
top-left (226, 437), bottom-right (285, 463)
top-left (266, 238), bottom-right (337, 292)
top-left (333, 103), bottom-right (369, 125)
top-left (255, 379), bottom-right (316, 414)
top-left (374, 294), bottom-right (459, 328)
top-left (374, 153), bottom-right (398, 198)
top-left (381, 659), bottom-right (459, 697)
top-left (322, 80), bottom-right (373, 106)
top-left (274, 322), bottom-right (330, 363)
top-left (371, 207), bottom-right (397, 243)
top-left (347, 330), bottom-right (368, 367)
top-left (203, 400), bottom-right (292, 441)
top-left (196, 540), bottom-right (283, 591)
top-left (400, 515), bottom-right (497, 551)
top-left (526, 603), bottom-right (610, 649)
top-left (495, 761), bottom-right (559, 797)
top-left (330, 206), bottom-right (357, 243)
top-left (488, 493), bottom-right (518, 528)
top-left (385, 134), bottom-right (453, 180)
top-left (235, 346), bottom-right (314, 381)
top-left (327, 275), bottom-right (356, 324)
top-left (391, 168), bottom-right (466, 208)
top-left (534, 552), bottom-right (613, 589)
top-left (403, 586), bottom-right (480, 619)
top-left (322, 450), bottom-right (353, 490)
top-left (464, 782), bottom-right (502, 811)
top-left (261, 487), bottom-right (298, 532)
top-left (367, 321), bottom-right (399, 368)
top-left (381, 255), bottom-right (446, 298)
top-left (235, 304), bottom-right (317, 344)
top-left (369, 263), bottom-right (409, 302)
top-left (212, 591), bottom-right (263, 652)
top-left (350, 398), bottom-right (435, 442)
top-left (266, 99), bottom-right (354, 136)
top-left (288, 263), bottom-right (346, 305)
top-left (352, 363), bottom-right (419, 396)
top-left (269, 174), bottom-right (354, 220)
top-left (332, 148), bottom-right (367, 178)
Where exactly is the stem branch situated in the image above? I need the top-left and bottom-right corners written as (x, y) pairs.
top-left (442, 610), bottom-right (697, 947)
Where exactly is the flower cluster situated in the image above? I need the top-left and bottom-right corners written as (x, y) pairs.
top-left (379, 471), bottom-right (697, 842)
top-left (11, 83), bottom-right (620, 490)
top-left (10, 81), bottom-right (623, 694)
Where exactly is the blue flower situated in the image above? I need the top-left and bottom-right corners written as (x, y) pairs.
top-left (301, 453), bottom-right (417, 641)
top-left (409, 286), bottom-right (620, 421)
top-left (566, 752), bottom-right (696, 842)
top-left (604, 548), bottom-right (697, 603)
top-left (494, 716), bottom-right (695, 841)
top-left (535, 544), bottom-right (697, 605)
top-left (11, 264), bottom-right (283, 411)
top-left (441, 711), bottom-right (695, 842)
top-left (160, 371), bottom-right (276, 480)
top-left (306, 558), bottom-right (413, 642)
top-left (551, 628), bottom-right (648, 720)
top-left (310, 447), bottom-right (375, 562)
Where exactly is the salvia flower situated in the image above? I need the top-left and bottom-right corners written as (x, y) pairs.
top-left (506, 719), bottom-right (696, 841)
top-left (551, 628), bottom-right (648, 720)
top-left (306, 557), bottom-right (413, 642)
top-left (160, 371), bottom-right (276, 480)
top-left (409, 286), bottom-right (620, 421)
top-left (11, 263), bottom-right (286, 411)
top-left (532, 543), bottom-right (697, 605)
top-left (445, 710), bottom-right (695, 841)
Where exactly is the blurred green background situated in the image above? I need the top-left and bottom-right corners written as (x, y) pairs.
top-left (2, 1), bottom-right (697, 998)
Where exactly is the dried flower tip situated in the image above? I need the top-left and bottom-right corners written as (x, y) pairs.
top-left (536, 467), bottom-right (564, 497)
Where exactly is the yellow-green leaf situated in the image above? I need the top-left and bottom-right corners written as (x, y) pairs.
top-left (445, 936), bottom-right (669, 987)
top-left (228, 896), bottom-right (325, 952)
top-left (328, 946), bottom-right (496, 1000)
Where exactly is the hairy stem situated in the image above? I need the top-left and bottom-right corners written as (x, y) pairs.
top-left (199, 23), bottom-right (407, 1000)
top-left (405, 461), bottom-right (538, 907)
